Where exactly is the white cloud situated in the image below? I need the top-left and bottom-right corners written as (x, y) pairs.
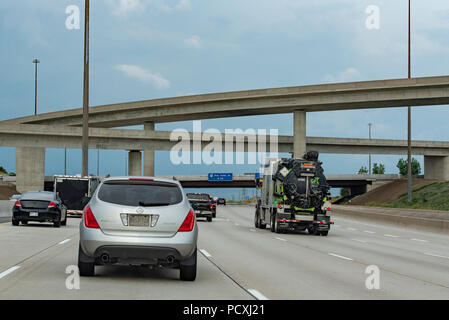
top-left (184, 35), bottom-right (202, 49)
top-left (160, 0), bottom-right (191, 12)
top-left (106, 0), bottom-right (145, 17)
top-left (115, 64), bottom-right (170, 89)
top-left (323, 67), bottom-right (363, 83)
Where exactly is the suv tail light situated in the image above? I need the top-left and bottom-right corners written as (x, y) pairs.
top-left (84, 205), bottom-right (100, 229)
top-left (48, 201), bottom-right (57, 209)
top-left (14, 200), bottom-right (21, 207)
top-left (178, 209), bottom-right (195, 232)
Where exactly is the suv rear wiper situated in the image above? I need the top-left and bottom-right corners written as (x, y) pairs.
top-left (138, 202), bottom-right (170, 207)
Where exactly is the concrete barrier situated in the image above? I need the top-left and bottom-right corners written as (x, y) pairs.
top-left (333, 205), bottom-right (449, 234)
top-left (0, 200), bottom-right (13, 218)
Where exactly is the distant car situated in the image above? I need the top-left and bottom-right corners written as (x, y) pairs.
top-left (78, 177), bottom-right (198, 281)
top-left (217, 198), bottom-right (226, 206)
top-left (12, 191), bottom-right (67, 227)
top-left (187, 193), bottom-right (216, 221)
top-left (9, 194), bottom-right (21, 202)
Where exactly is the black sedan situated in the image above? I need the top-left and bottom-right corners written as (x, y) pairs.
top-left (12, 191), bottom-right (67, 227)
top-left (217, 198), bottom-right (226, 205)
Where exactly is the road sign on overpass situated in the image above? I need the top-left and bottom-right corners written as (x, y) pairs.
top-left (208, 173), bottom-right (233, 182)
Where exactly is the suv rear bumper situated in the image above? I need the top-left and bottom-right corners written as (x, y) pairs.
top-left (80, 224), bottom-right (198, 262)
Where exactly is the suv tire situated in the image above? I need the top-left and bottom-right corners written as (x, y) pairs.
top-left (78, 244), bottom-right (95, 276)
top-left (180, 249), bottom-right (197, 281)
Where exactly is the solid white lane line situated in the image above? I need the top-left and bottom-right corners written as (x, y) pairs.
top-left (351, 239), bottom-right (367, 243)
top-left (0, 266), bottom-right (21, 279)
top-left (59, 239), bottom-right (71, 245)
top-left (364, 230), bottom-right (375, 234)
top-left (384, 234), bottom-right (400, 238)
top-left (411, 238), bottom-right (429, 243)
top-left (249, 229), bottom-right (256, 232)
top-left (328, 253), bottom-right (354, 261)
top-left (424, 253), bottom-right (449, 259)
top-left (347, 227), bottom-right (357, 231)
top-left (235, 223), bottom-right (239, 226)
top-left (247, 289), bottom-right (269, 300)
top-left (200, 249), bottom-right (212, 258)
top-left (275, 237), bottom-right (287, 242)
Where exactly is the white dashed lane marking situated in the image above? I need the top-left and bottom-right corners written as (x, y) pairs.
top-left (58, 239), bottom-right (71, 245)
top-left (200, 249), bottom-right (212, 258)
top-left (328, 253), bottom-right (354, 261)
top-left (247, 289), bottom-right (269, 300)
top-left (275, 237), bottom-right (287, 242)
top-left (424, 253), bottom-right (449, 260)
top-left (0, 266), bottom-right (21, 280)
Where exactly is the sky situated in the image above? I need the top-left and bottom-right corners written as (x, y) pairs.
top-left (1, 0), bottom-right (449, 199)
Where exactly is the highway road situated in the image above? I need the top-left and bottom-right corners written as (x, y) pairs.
top-left (0, 204), bottom-right (448, 300)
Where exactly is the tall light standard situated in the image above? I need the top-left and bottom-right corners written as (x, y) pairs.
top-left (82, 0), bottom-right (90, 177)
top-left (368, 123), bottom-right (372, 174)
top-left (32, 59), bottom-right (40, 115)
top-left (407, 0), bottom-right (412, 202)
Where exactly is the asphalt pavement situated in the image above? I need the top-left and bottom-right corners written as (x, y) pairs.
top-left (0, 204), bottom-right (448, 299)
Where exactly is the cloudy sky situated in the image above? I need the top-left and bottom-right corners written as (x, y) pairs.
top-left (1, 0), bottom-right (449, 197)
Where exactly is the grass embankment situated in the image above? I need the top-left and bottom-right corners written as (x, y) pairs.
top-left (368, 182), bottom-right (449, 211)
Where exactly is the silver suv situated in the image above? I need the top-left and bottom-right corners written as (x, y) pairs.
top-left (78, 177), bottom-right (198, 281)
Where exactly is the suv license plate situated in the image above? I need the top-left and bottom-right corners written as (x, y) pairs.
top-left (128, 214), bottom-right (150, 227)
top-left (30, 212), bottom-right (39, 217)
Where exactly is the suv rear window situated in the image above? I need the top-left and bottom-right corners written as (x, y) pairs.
top-left (98, 181), bottom-right (183, 206)
top-left (187, 193), bottom-right (210, 201)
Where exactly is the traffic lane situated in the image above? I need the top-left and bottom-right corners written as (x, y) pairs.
top-left (222, 206), bottom-right (449, 290)
top-left (333, 214), bottom-right (449, 250)
top-left (0, 218), bottom-right (253, 300)
top-left (226, 205), bottom-right (449, 256)
top-left (207, 206), bottom-right (449, 299)
top-left (0, 217), bottom-right (80, 271)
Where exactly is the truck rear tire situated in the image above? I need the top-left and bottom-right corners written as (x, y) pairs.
top-left (320, 231), bottom-right (329, 236)
top-left (274, 216), bottom-right (281, 234)
top-left (254, 210), bottom-right (260, 228)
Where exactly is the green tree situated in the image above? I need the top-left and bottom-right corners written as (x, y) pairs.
top-left (358, 166), bottom-right (368, 174)
top-left (0, 166), bottom-right (7, 174)
top-left (372, 163), bottom-right (386, 174)
top-left (340, 188), bottom-right (350, 197)
top-left (397, 158), bottom-right (421, 176)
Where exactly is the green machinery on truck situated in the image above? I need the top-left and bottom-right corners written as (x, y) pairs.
top-left (254, 151), bottom-right (333, 236)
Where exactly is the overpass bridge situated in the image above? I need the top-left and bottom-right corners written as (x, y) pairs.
top-left (157, 174), bottom-right (399, 195)
top-left (2, 75), bottom-right (449, 192)
top-left (0, 174), bottom-right (398, 196)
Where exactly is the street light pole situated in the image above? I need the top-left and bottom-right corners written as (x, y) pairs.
top-left (32, 59), bottom-right (40, 115)
top-left (407, 0), bottom-right (412, 202)
top-left (368, 123), bottom-right (372, 174)
top-left (82, 0), bottom-right (90, 177)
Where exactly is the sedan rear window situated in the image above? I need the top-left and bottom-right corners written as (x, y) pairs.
top-left (98, 181), bottom-right (183, 206)
top-left (187, 193), bottom-right (210, 201)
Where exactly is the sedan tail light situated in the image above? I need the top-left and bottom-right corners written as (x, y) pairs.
top-left (178, 209), bottom-right (195, 232)
top-left (14, 200), bottom-right (21, 207)
top-left (84, 205), bottom-right (100, 229)
top-left (47, 201), bottom-right (57, 209)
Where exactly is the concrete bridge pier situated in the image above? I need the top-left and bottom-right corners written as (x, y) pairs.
top-left (128, 150), bottom-right (142, 176)
top-left (16, 147), bottom-right (45, 192)
top-left (424, 156), bottom-right (449, 180)
top-left (144, 122), bottom-right (155, 177)
top-left (293, 110), bottom-right (306, 158)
